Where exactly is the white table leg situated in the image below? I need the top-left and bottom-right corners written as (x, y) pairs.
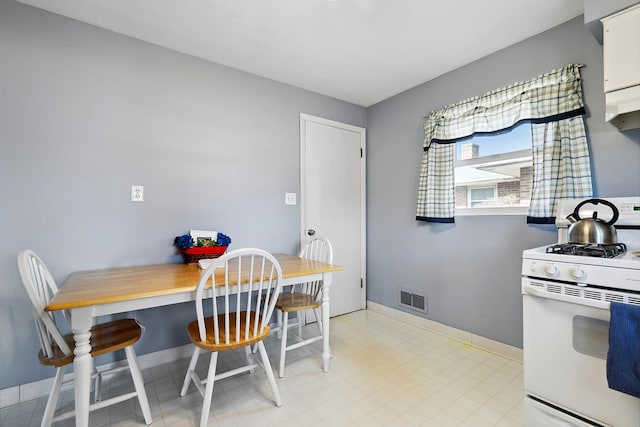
top-left (71, 307), bottom-right (94, 427)
top-left (322, 273), bottom-right (332, 373)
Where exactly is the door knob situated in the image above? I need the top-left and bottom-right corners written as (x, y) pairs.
top-left (307, 229), bottom-right (316, 236)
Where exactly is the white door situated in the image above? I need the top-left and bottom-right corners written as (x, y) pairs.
top-left (300, 113), bottom-right (365, 317)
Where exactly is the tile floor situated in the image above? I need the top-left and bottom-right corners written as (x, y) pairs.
top-left (0, 310), bottom-right (523, 427)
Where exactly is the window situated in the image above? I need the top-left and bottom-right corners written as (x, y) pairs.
top-left (454, 123), bottom-right (532, 214)
top-left (469, 186), bottom-right (496, 207)
top-left (417, 65), bottom-right (592, 224)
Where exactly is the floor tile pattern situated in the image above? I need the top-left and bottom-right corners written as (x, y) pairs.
top-left (0, 310), bottom-right (523, 426)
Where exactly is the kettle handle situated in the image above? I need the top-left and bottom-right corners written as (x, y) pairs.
top-left (572, 198), bottom-right (619, 225)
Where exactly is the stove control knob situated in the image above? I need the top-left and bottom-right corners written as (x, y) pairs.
top-left (545, 264), bottom-right (559, 277)
top-left (571, 268), bottom-right (585, 280)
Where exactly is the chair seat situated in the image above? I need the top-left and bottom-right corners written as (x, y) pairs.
top-left (187, 312), bottom-right (271, 352)
top-left (38, 318), bottom-right (143, 368)
top-left (275, 293), bottom-right (321, 312)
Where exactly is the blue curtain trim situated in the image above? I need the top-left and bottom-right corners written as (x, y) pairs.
top-left (424, 107), bottom-right (586, 150)
top-left (528, 107), bottom-right (586, 124)
top-left (416, 216), bottom-right (455, 223)
top-left (527, 216), bottom-right (556, 224)
top-left (616, 225), bottom-right (640, 230)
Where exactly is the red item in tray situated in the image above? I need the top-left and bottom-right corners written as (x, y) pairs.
top-left (184, 246), bottom-right (227, 255)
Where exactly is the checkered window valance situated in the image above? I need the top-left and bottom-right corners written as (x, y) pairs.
top-left (416, 64), bottom-right (592, 223)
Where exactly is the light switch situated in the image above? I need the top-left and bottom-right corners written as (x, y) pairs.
top-left (285, 192), bottom-right (296, 205)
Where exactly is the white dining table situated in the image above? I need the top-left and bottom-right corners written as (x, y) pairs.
top-left (46, 253), bottom-right (342, 427)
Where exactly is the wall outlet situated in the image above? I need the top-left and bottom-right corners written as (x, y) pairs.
top-left (131, 185), bottom-right (144, 202)
top-left (285, 192), bottom-right (296, 205)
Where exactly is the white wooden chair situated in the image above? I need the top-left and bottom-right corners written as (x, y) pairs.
top-left (180, 248), bottom-right (283, 427)
top-left (273, 237), bottom-right (333, 378)
top-left (17, 250), bottom-right (152, 427)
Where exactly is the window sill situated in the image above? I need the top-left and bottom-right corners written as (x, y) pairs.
top-left (455, 206), bottom-right (529, 216)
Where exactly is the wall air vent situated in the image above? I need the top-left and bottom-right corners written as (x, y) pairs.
top-left (399, 289), bottom-right (427, 313)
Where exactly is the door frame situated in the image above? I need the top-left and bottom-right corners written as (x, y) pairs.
top-left (299, 113), bottom-right (367, 311)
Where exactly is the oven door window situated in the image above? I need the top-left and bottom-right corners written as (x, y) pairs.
top-left (572, 315), bottom-right (609, 360)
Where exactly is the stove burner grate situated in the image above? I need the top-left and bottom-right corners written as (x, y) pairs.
top-left (546, 242), bottom-right (627, 258)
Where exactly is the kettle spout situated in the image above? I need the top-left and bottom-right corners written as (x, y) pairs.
top-left (566, 214), bottom-right (577, 224)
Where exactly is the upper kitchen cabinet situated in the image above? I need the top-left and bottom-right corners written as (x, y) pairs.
top-left (601, 4), bottom-right (640, 130)
top-left (602, 4), bottom-right (640, 92)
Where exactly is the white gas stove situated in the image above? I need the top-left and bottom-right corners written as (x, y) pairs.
top-left (522, 196), bottom-right (640, 427)
top-left (523, 197), bottom-right (640, 291)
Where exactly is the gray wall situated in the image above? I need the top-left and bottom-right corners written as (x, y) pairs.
top-left (0, 0), bottom-right (366, 389)
top-left (366, 16), bottom-right (640, 348)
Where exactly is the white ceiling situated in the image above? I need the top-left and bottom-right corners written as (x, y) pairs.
top-left (15, 0), bottom-right (585, 107)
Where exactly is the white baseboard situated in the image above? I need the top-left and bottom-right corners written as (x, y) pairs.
top-left (366, 301), bottom-right (523, 363)
top-left (0, 343), bottom-right (194, 409)
top-left (0, 386), bottom-right (19, 409)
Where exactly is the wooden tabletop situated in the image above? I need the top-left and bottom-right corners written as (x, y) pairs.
top-left (46, 253), bottom-right (342, 311)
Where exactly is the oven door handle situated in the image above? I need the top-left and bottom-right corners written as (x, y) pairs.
top-left (522, 283), bottom-right (611, 310)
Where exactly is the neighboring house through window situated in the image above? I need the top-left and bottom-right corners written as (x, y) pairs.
top-left (454, 123), bottom-right (532, 213)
